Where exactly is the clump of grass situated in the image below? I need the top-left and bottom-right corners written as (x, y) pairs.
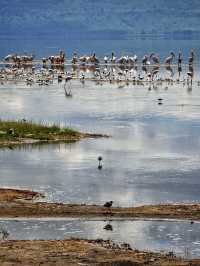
top-left (0, 120), bottom-right (79, 141)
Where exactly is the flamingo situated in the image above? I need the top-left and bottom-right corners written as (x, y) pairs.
top-left (142, 55), bottom-right (149, 65)
top-left (164, 52), bottom-right (175, 65)
top-left (150, 53), bottom-right (160, 65)
top-left (189, 50), bottom-right (194, 65)
top-left (71, 52), bottom-right (78, 64)
top-left (178, 51), bottom-right (183, 65)
top-left (104, 56), bottom-right (108, 64)
top-left (131, 55), bottom-right (138, 64)
top-left (110, 52), bottom-right (116, 64)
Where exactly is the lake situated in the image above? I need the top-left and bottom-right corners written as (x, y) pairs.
top-left (0, 37), bottom-right (200, 255)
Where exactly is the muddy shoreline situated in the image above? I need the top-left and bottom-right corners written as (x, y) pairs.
top-left (2, 201), bottom-right (200, 220)
top-left (0, 132), bottom-right (109, 148)
top-left (0, 238), bottom-right (199, 266)
top-left (0, 188), bottom-right (200, 221)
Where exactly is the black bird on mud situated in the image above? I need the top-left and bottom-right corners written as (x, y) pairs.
top-left (104, 201), bottom-right (113, 208)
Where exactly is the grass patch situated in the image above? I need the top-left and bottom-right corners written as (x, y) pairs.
top-left (0, 120), bottom-right (80, 141)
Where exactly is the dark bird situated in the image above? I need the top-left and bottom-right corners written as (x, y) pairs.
top-left (104, 201), bottom-right (113, 208)
top-left (98, 156), bottom-right (103, 169)
top-left (8, 128), bottom-right (14, 135)
top-left (103, 223), bottom-right (113, 231)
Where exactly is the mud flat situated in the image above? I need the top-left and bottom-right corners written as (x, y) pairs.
top-left (0, 188), bottom-right (42, 202)
top-left (2, 201), bottom-right (200, 220)
top-left (0, 238), bottom-right (199, 266)
top-left (0, 188), bottom-right (200, 221)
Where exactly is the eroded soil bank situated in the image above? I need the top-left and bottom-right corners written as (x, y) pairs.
top-left (0, 239), bottom-right (199, 266)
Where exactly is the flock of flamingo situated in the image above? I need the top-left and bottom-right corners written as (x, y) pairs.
top-left (0, 50), bottom-right (198, 89)
top-left (3, 50), bottom-right (194, 66)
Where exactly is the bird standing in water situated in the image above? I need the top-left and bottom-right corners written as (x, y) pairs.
top-left (178, 51), bottom-right (183, 65)
top-left (189, 50), bottom-right (194, 65)
top-left (150, 53), bottom-right (160, 65)
top-left (164, 52), bottom-right (175, 65)
top-left (98, 156), bottom-right (103, 169)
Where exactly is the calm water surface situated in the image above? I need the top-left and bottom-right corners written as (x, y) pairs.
top-left (0, 75), bottom-right (200, 206)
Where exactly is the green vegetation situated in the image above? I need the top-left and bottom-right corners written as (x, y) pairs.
top-left (0, 120), bottom-right (80, 142)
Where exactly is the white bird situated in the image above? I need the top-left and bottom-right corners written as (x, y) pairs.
top-left (104, 56), bottom-right (108, 64)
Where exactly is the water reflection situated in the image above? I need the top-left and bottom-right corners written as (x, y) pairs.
top-left (0, 219), bottom-right (199, 259)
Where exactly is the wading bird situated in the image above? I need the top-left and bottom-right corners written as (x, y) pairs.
top-left (104, 201), bottom-right (113, 208)
top-left (98, 156), bottom-right (103, 169)
top-left (164, 52), bottom-right (175, 65)
top-left (189, 50), bottom-right (194, 65)
top-left (150, 53), bottom-right (160, 65)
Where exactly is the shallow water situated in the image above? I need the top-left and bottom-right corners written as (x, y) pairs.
top-left (0, 218), bottom-right (199, 259)
top-left (1, 69), bottom-right (200, 206)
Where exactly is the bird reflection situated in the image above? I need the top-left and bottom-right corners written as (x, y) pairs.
top-left (178, 65), bottom-right (182, 80)
top-left (187, 65), bottom-right (194, 86)
top-left (165, 64), bottom-right (174, 78)
top-left (142, 65), bottom-right (148, 74)
top-left (103, 223), bottom-right (113, 231)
